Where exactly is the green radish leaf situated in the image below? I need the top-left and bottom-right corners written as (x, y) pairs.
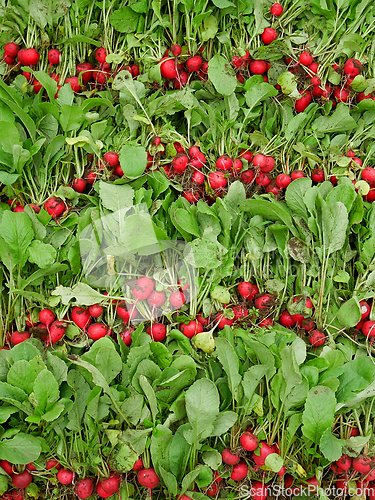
top-left (0, 433), bottom-right (41, 464)
top-left (169, 423), bottom-right (191, 481)
top-left (319, 429), bottom-right (343, 461)
top-left (33, 369), bottom-right (59, 413)
top-left (245, 79), bottom-right (278, 111)
top-left (285, 177), bottom-right (312, 220)
top-left (336, 358), bottom-right (375, 404)
top-left (208, 54), bottom-right (237, 96)
top-left (98, 181), bottom-right (135, 211)
top-left (7, 360), bottom-right (37, 394)
top-left (108, 442), bottom-right (138, 472)
top-left (287, 237), bottom-right (311, 263)
top-left (120, 395), bottom-right (144, 426)
top-left (202, 449), bottom-right (222, 469)
top-left (0, 211), bottom-right (34, 270)
top-left (159, 466), bottom-right (178, 496)
top-left (215, 338), bottom-right (241, 401)
top-left (180, 465), bottom-right (209, 494)
top-left (312, 104), bottom-right (357, 134)
top-left (337, 297), bottom-right (361, 327)
top-left (343, 435), bottom-right (370, 456)
top-left (110, 7), bottom-right (140, 33)
top-left (28, 241), bottom-right (57, 268)
top-left (277, 71), bottom-right (297, 94)
top-left (265, 453), bottom-right (284, 472)
top-left (118, 144), bottom-right (147, 179)
top-left (52, 283), bottom-right (103, 306)
top-left (211, 411), bottom-right (238, 436)
top-left (302, 386), bottom-right (336, 443)
top-left (0, 121), bottom-right (21, 153)
top-left (211, 285), bottom-right (230, 303)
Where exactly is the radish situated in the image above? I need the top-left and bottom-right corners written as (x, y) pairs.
top-left (13, 206), bottom-right (25, 212)
top-left (279, 310), bottom-right (296, 328)
top-left (133, 458), bottom-right (144, 471)
top-left (197, 314), bottom-right (209, 326)
top-left (240, 149), bottom-right (253, 163)
top-left (252, 482), bottom-right (268, 500)
top-left (74, 478), bottom-right (94, 499)
top-left (207, 483), bottom-right (219, 496)
top-left (87, 304), bottom-right (103, 318)
top-left (216, 156), bottom-right (233, 171)
top-left (71, 306), bottom-right (92, 330)
top-left (87, 323), bottom-right (108, 340)
top-left (147, 323), bottom-right (166, 341)
top-left (333, 87), bottom-right (350, 102)
top-left (169, 291), bottom-right (186, 308)
top-left (259, 318), bottom-right (274, 328)
top-left (344, 58), bottom-right (362, 76)
top-left (353, 455), bottom-right (372, 474)
top-left (241, 169), bottom-right (255, 184)
top-left (276, 174), bottom-right (291, 189)
top-left (104, 151), bottom-right (119, 167)
top-left (95, 47), bottom-right (107, 64)
top-left (183, 191), bottom-right (200, 204)
top-left (171, 44), bottom-right (182, 56)
top-left (4, 55), bottom-right (14, 65)
top-left (291, 170), bottom-right (306, 180)
top-left (179, 496), bottom-right (193, 500)
top-left (12, 471), bottom-right (32, 489)
top-left (255, 294), bottom-right (273, 309)
top-left (160, 58), bottom-right (177, 79)
top-left (249, 60), bottom-right (267, 74)
top-left (117, 302), bottom-right (135, 323)
top-left (46, 459), bottom-right (61, 470)
top-left (44, 197), bottom-right (66, 217)
top-left (232, 56), bottom-right (243, 68)
top-left (114, 165), bottom-right (124, 177)
top-left (299, 51), bottom-right (313, 66)
top-left (172, 153), bottom-right (189, 174)
top-left (312, 85), bottom-right (323, 97)
top-left (179, 320), bottom-right (203, 338)
top-left (174, 142), bottom-right (185, 153)
top-left (309, 62), bottom-right (319, 73)
top-left (252, 442), bottom-right (277, 466)
top-left (10, 331), bottom-right (31, 346)
top-left (57, 468), bottom-right (74, 485)
top-left (65, 76), bottom-right (81, 93)
top-left (240, 432), bottom-right (259, 451)
top-left (336, 455), bottom-right (351, 472)
top-left (47, 321), bottom-right (67, 345)
top-left (222, 448), bottom-right (240, 465)
top-left (11, 491), bottom-right (23, 500)
top-left (365, 189), bottom-right (375, 203)
top-left (301, 319), bottom-right (315, 332)
top-left (266, 181), bottom-right (280, 196)
top-left (230, 461), bottom-right (248, 481)
top-left (216, 312), bottom-right (234, 329)
top-left (295, 92), bottom-right (312, 112)
top-left (255, 173), bottom-right (272, 187)
top-left (76, 62), bottom-right (93, 83)
top-left (231, 158), bottom-right (243, 174)
top-left (308, 330), bottom-right (325, 347)
top-left (17, 48), bottom-right (40, 65)
top-left (270, 3), bottom-right (283, 15)
top-left (147, 291), bottom-right (166, 308)
top-left (86, 171), bottom-right (97, 184)
top-left (233, 305), bottom-right (248, 320)
top-left (359, 301), bottom-right (371, 320)
top-left (278, 466), bottom-right (287, 478)
top-left (311, 168), bottom-right (324, 182)
top-left (0, 460), bottom-right (13, 475)
top-left (187, 55), bottom-right (202, 72)
top-left (352, 157), bottom-right (362, 167)
top-left (208, 171), bottom-right (227, 190)
top-left (121, 327), bottom-right (134, 346)
top-left (261, 28), bottom-right (277, 45)
top-left (192, 170), bottom-right (205, 184)
top-left (253, 154), bottom-right (267, 170)
top-left (137, 468), bottom-right (160, 488)
top-left (72, 178), bottom-right (86, 193)
top-left (132, 277), bottom-right (155, 300)
top-left (310, 75), bottom-right (321, 86)
top-left (362, 167), bottom-right (375, 184)
top-left (48, 49), bottom-right (61, 66)
top-left (4, 42), bottom-right (19, 58)
top-left (33, 80), bottom-right (42, 93)
top-left (262, 156), bottom-right (275, 173)
top-left (238, 282), bottom-right (258, 300)
top-left (362, 321), bottom-right (375, 338)
top-left (97, 476), bottom-right (120, 497)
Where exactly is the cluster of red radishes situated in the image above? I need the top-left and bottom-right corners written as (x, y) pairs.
top-left (355, 300), bottom-right (375, 343)
top-left (330, 453), bottom-right (375, 497)
top-left (159, 45), bottom-right (208, 89)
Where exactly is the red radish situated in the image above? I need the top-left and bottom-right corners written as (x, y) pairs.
top-left (310, 75), bottom-right (321, 86)
top-left (76, 62), bottom-right (93, 83)
top-left (308, 330), bottom-right (325, 347)
top-left (131, 65), bottom-right (140, 77)
top-left (133, 458), bottom-right (144, 471)
top-left (230, 461), bottom-right (248, 481)
top-left (104, 151), bottom-right (119, 167)
top-left (365, 189), bottom-right (375, 203)
top-left (276, 174), bottom-right (291, 189)
top-left (311, 168), bottom-right (324, 182)
top-left (240, 432), bottom-right (259, 451)
top-left (12, 471), bottom-right (32, 489)
top-left (4, 55), bottom-right (14, 65)
top-left (9, 332), bottom-right (27, 346)
top-left (207, 483), bottom-right (219, 496)
top-left (279, 310), bottom-right (296, 328)
top-left (147, 291), bottom-right (166, 308)
top-left (17, 48), bottom-right (40, 65)
top-left (33, 80), bottom-right (42, 93)
top-left (333, 87), bottom-right (350, 102)
top-left (74, 478), bottom-right (94, 499)
top-left (151, 136), bottom-right (161, 147)
top-left (23, 70), bottom-right (32, 81)
top-left (132, 277), bottom-right (155, 300)
top-left (72, 178), bottom-right (86, 193)
top-left (172, 153), bottom-right (189, 174)
top-left (362, 167), bottom-right (375, 184)
top-left (301, 319), bottom-right (315, 332)
top-left (114, 165), bottom-right (124, 177)
top-left (86, 171), bottom-right (97, 184)
top-left (11, 491), bottom-right (23, 500)
top-left (179, 496), bottom-right (193, 500)
top-left (259, 318), bottom-right (274, 328)
top-left (209, 171), bottom-right (227, 190)
top-left (233, 305), bottom-right (248, 320)
top-left (232, 56), bottom-right (243, 68)
top-left (312, 85), bottom-right (323, 97)
top-left (240, 150), bottom-right (253, 163)
top-left (255, 294), bottom-right (273, 309)
top-left (278, 466), bottom-right (287, 478)
top-left (352, 157), bottom-right (362, 167)
top-left (179, 320), bottom-right (203, 338)
top-left (39, 309), bottom-right (55, 325)
top-left (174, 142), bottom-right (184, 153)
top-left (255, 173), bottom-right (272, 187)
top-left (13, 206), bottom-right (25, 212)
top-left (249, 60), bottom-right (267, 74)
top-left (197, 314), bottom-right (209, 326)
top-left (238, 282), bottom-right (259, 300)
top-left (222, 449), bottom-right (240, 465)
top-left (252, 442), bottom-right (277, 466)
top-left (241, 169), bottom-right (255, 184)
top-left (252, 482), bottom-right (268, 500)
top-left (57, 469), bottom-right (74, 485)
top-left (187, 55), bottom-right (202, 72)
top-left (87, 323), bottom-right (108, 341)
top-left (97, 476), bottom-right (120, 497)
top-left (48, 321), bottom-right (67, 345)
top-left (299, 51), bottom-right (313, 66)
top-left (216, 312), bottom-right (234, 329)
top-left (336, 455), bottom-right (351, 472)
top-left (121, 328), bottom-right (133, 346)
top-left (232, 159), bottom-right (243, 174)
top-left (137, 468), bottom-right (160, 488)
top-left (359, 301), bottom-right (371, 320)
top-left (46, 459), bottom-right (61, 470)
top-left (262, 156), bottom-right (275, 173)
top-left (270, 3), bottom-right (283, 15)
top-left (44, 197), bottom-right (66, 217)
top-left (253, 154), bottom-right (267, 170)
top-left (295, 92), bottom-right (312, 112)
top-left (190, 151), bottom-right (206, 168)
top-left (309, 62), bottom-right (319, 73)
top-left (216, 155), bottom-right (233, 171)
top-left (192, 170), bottom-right (205, 184)
top-left (169, 291), bottom-right (186, 308)
top-left (171, 44), bottom-right (182, 56)
top-left (183, 191), bottom-right (200, 204)
top-left (95, 47), bottom-right (107, 64)
top-left (362, 321), bottom-right (375, 338)
top-left (160, 58), bottom-right (177, 79)
top-left (261, 28), bottom-right (277, 44)
top-left (4, 42), bottom-right (19, 58)
top-left (147, 323), bottom-right (166, 341)
top-left (71, 307), bottom-right (91, 330)
top-left (48, 49), bottom-right (61, 66)
top-left (65, 76), bottom-right (81, 92)
top-left (291, 170), bottom-right (306, 180)
top-left (344, 58), bottom-right (362, 76)
top-left (0, 460), bottom-right (13, 475)
top-left (353, 455), bottom-right (372, 474)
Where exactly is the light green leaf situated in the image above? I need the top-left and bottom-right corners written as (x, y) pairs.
top-left (98, 181), bottom-right (134, 211)
top-left (185, 379), bottom-right (219, 445)
top-left (28, 241), bottom-right (57, 268)
top-left (207, 54), bottom-right (237, 96)
top-left (320, 429), bottom-right (343, 461)
top-left (0, 433), bottom-right (41, 464)
top-left (302, 386), bottom-right (336, 443)
top-left (118, 145), bottom-right (147, 179)
top-left (215, 338), bottom-right (241, 401)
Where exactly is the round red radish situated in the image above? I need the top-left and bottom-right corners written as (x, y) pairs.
top-left (57, 468), bottom-right (74, 485)
top-left (333, 87), bottom-right (350, 102)
top-left (192, 170), bottom-right (205, 184)
top-left (187, 55), bottom-right (202, 73)
top-left (353, 455), bottom-right (372, 474)
top-left (179, 320), bottom-right (203, 338)
top-left (240, 432), bottom-right (259, 451)
top-left (172, 153), bottom-right (189, 174)
top-left (359, 301), bottom-right (371, 320)
top-left (0, 460), bottom-right (13, 475)
top-left (183, 191), bottom-right (200, 204)
top-left (170, 291), bottom-right (186, 308)
top-left (233, 305), bottom-right (248, 320)
top-left (132, 277), bottom-right (155, 300)
top-left (133, 458), bottom-right (144, 471)
top-left (95, 47), bottom-right (107, 64)
top-left (216, 155), bottom-right (233, 171)
top-left (241, 169), bottom-right (255, 184)
top-left (253, 154), bottom-right (267, 170)
top-left (308, 330), bottom-right (325, 347)
top-left (87, 304), bottom-right (103, 319)
top-left (336, 455), bottom-right (351, 472)
top-left (97, 476), bottom-right (120, 497)
top-left (171, 44), bottom-right (182, 56)
top-left (87, 323), bottom-right (108, 341)
top-left (48, 49), bottom-right (61, 66)
top-left (259, 318), bottom-right (274, 328)
top-left (72, 178), bottom-right (86, 193)
top-left (147, 291), bottom-right (166, 308)
top-left (252, 482), bottom-right (268, 500)
top-left (209, 171), bottom-right (227, 190)
top-left (291, 170), bottom-right (306, 180)
top-left (74, 478), bottom-right (94, 499)
top-left (222, 449), bottom-right (240, 465)
top-left (197, 314), bottom-right (209, 326)
top-left (231, 461), bottom-right (248, 481)
top-left (10, 331), bottom-right (30, 346)
top-left (295, 92), bottom-right (312, 113)
top-left (137, 468), bottom-right (160, 488)
top-left (48, 321), bottom-right (67, 345)
top-left (216, 312), bottom-right (234, 329)
top-left (121, 328), bottom-right (133, 346)
top-left (76, 62), bottom-right (93, 83)
top-left (362, 321), bottom-right (375, 338)
top-left (270, 3), bottom-right (283, 15)
top-left (104, 151), bottom-right (119, 167)
top-left (279, 310), bottom-right (296, 328)
top-left (71, 306), bottom-right (91, 330)
top-left (238, 282), bottom-right (258, 300)
top-left (311, 168), bottom-right (324, 182)
top-left (44, 197), bottom-right (66, 217)
top-left (252, 442), bottom-right (277, 466)
top-left (249, 60), bottom-right (267, 74)
top-left (46, 460), bottom-right (60, 471)
top-left (261, 28), bottom-right (277, 45)
top-left (344, 58), bottom-right (362, 76)
top-left (255, 294), bottom-right (273, 309)
top-left (207, 483), bottom-right (219, 496)
top-left (12, 471), bottom-right (32, 489)
top-left (276, 174), bottom-right (291, 189)
top-left (147, 323), bottom-right (166, 341)
top-left (160, 58), bottom-right (177, 79)
top-left (301, 319), bottom-right (315, 332)
top-left (362, 167), bottom-right (375, 185)
top-left (39, 309), bottom-right (56, 326)
top-left (299, 51), bottom-right (313, 66)
top-left (65, 76), bottom-right (81, 93)
top-left (232, 158), bottom-right (243, 174)
top-left (240, 149), bottom-right (253, 163)
top-left (17, 48), bottom-right (40, 66)
top-left (4, 42), bottom-right (19, 58)
top-left (255, 173), bottom-right (272, 187)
